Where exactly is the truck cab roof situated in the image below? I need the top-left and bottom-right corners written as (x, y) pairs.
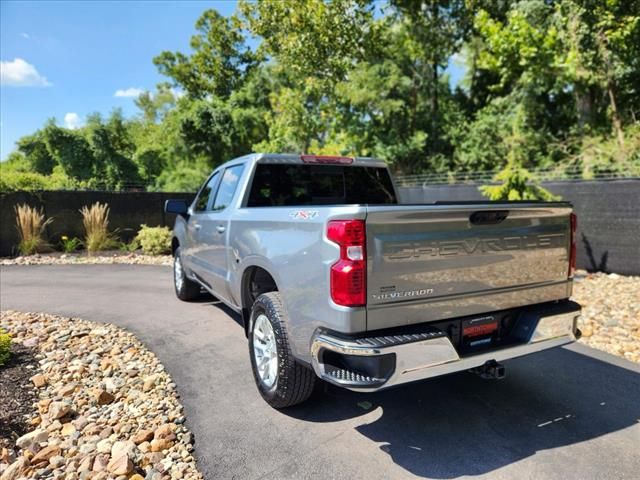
top-left (217, 153), bottom-right (389, 170)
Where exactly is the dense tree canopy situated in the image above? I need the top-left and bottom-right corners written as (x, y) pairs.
top-left (2, 0), bottom-right (638, 195)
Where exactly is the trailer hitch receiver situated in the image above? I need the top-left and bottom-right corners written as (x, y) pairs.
top-left (470, 360), bottom-right (505, 380)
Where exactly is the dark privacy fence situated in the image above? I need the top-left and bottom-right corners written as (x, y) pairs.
top-left (399, 179), bottom-right (640, 276)
top-left (0, 191), bottom-right (193, 257)
top-left (1, 180), bottom-right (638, 274)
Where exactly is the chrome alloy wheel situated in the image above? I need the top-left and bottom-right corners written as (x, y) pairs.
top-left (174, 255), bottom-right (184, 291)
top-left (253, 314), bottom-right (278, 388)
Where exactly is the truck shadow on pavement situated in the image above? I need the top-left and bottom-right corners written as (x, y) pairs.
top-left (285, 347), bottom-right (640, 478)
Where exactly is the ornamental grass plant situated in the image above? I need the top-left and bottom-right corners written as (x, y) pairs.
top-left (80, 202), bottom-right (118, 253)
top-left (14, 204), bottom-right (52, 255)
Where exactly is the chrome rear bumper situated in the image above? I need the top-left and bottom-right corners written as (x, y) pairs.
top-left (310, 302), bottom-right (581, 392)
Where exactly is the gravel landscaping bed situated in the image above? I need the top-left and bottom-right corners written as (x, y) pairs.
top-left (0, 311), bottom-right (202, 480)
top-left (0, 252), bottom-right (172, 266)
top-left (0, 344), bottom-right (39, 450)
top-left (573, 270), bottom-right (640, 363)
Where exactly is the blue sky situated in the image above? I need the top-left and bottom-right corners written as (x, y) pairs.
top-left (1, 1), bottom-right (464, 160)
top-left (0, 1), bottom-right (237, 159)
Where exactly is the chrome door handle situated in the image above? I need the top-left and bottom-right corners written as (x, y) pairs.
top-left (194, 223), bottom-right (201, 230)
top-left (216, 225), bottom-right (226, 233)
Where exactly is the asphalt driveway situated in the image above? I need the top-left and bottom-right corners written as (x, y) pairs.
top-left (1, 265), bottom-right (639, 480)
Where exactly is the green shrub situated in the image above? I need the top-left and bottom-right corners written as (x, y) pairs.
top-left (0, 329), bottom-right (11, 366)
top-left (480, 159), bottom-right (560, 201)
top-left (119, 240), bottom-right (140, 253)
top-left (135, 225), bottom-right (172, 255)
top-left (80, 202), bottom-right (118, 253)
top-left (0, 166), bottom-right (83, 193)
top-left (59, 235), bottom-right (83, 253)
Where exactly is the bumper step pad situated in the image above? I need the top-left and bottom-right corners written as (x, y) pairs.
top-left (352, 330), bottom-right (446, 348)
top-left (325, 365), bottom-right (384, 386)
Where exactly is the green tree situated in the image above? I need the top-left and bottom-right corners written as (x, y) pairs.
top-left (389, 0), bottom-right (469, 152)
top-left (480, 106), bottom-right (559, 200)
top-left (16, 132), bottom-right (56, 174)
top-left (88, 124), bottom-right (140, 189)
top-left (557, 0), bottom-right (639, 144)
top-left (134, 84), bottom-right (178, 124)
top-left (153, 9), bottom-right (258, 99)
top-left (240, 0), bottom-right (377, 84)
top-left (43, 121), bottom-right (96, 181)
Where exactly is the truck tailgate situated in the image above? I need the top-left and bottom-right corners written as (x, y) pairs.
top-left (365, 203), bottom-right (573, 330)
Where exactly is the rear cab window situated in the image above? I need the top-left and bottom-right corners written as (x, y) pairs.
top-left (247, 164), bottom-right (397, 207)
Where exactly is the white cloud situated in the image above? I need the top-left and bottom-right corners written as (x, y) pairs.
top-left (21, 32), bottom-right (30, 39)
top-left (0, 58), bottom-right (51, 87)
top-left (64, 112), bottom-right (82, 130)
top-left (114, 87), bottom-right (144, 98)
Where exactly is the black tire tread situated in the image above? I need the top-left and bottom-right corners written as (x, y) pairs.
top-left (250, 292), bottom-right (315, 408)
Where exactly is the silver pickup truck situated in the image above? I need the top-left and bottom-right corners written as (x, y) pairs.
top-left (165, 153), bottom-right (581, 408)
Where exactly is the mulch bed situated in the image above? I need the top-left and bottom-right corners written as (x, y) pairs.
top-left (0, 344), bottom-right (38, 449)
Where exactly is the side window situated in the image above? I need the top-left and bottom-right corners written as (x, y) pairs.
top-left (193, 173), bottom-right (220, 212)
top-left (212, 165), bottom-right (245, 211)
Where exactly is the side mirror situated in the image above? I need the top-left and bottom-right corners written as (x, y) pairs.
top-left (165, 199), bottom-right (188, 215)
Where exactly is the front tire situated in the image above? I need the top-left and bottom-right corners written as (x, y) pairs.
top-left (249, 292), bottom-right (315, 408)
top-left (173, 247), bottom-right (201, 301)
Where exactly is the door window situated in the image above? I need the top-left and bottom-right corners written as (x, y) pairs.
top-left (212, 165), bottom-right (245, 211)
top-left (193, 172), bottom-right (220, 212)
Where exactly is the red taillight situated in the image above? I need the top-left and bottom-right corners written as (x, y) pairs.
top-left (301, 154), bottom-right (354, 165)
top-left (327, 220), bottom-right (366, 307)
top-left (569, 213), bottom-right (577, 277)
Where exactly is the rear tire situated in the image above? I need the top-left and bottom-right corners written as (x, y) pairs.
top-left (249, 292), bottom-right (316, 408)
top-left (173, 247), bottom-right (201, 301)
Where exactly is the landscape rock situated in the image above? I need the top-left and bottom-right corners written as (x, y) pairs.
top-left (0, 457), bottom-right (28, 480)
top-left (30, 374), bottom-right (47, 388)
top-left (15, 429), bottom-right (48, 449)
top-left (153, 424), bottom-right (175, 441)
top-left (106, 452), bottom-right (133, 475)
top-left (31, 445), bottom-right (61, 464)
top-left (61, 423), bottom-right (76, 436)
top-left (143, 374), bottom-right (159, 392)
top-left (49, 455), bottom-right (65, 468)
top-left (150, 439), bottom-right (173, 452)
top-left (58, 383), bottom-right (77, 397)
top-left (131, 430), bottom-right (154, 445)
top-left (573, 271), bottom-right (640, 363)
top-left (93, 388), bottom-right (115, 405)
top-left (92, 454), bottom-right (110, 472)
top-left (0, 310), bottom-right (204, 480)
top-left (48, 401), bottom-right (72, 420)
top-left (0, 253), bottom-right (172, 267)
top-left (110, 440), bottom-right (136, 459)
top-left (96, 439), bottom-right (112, 454)
top-left (22, 337), bottom-right (39, 348)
